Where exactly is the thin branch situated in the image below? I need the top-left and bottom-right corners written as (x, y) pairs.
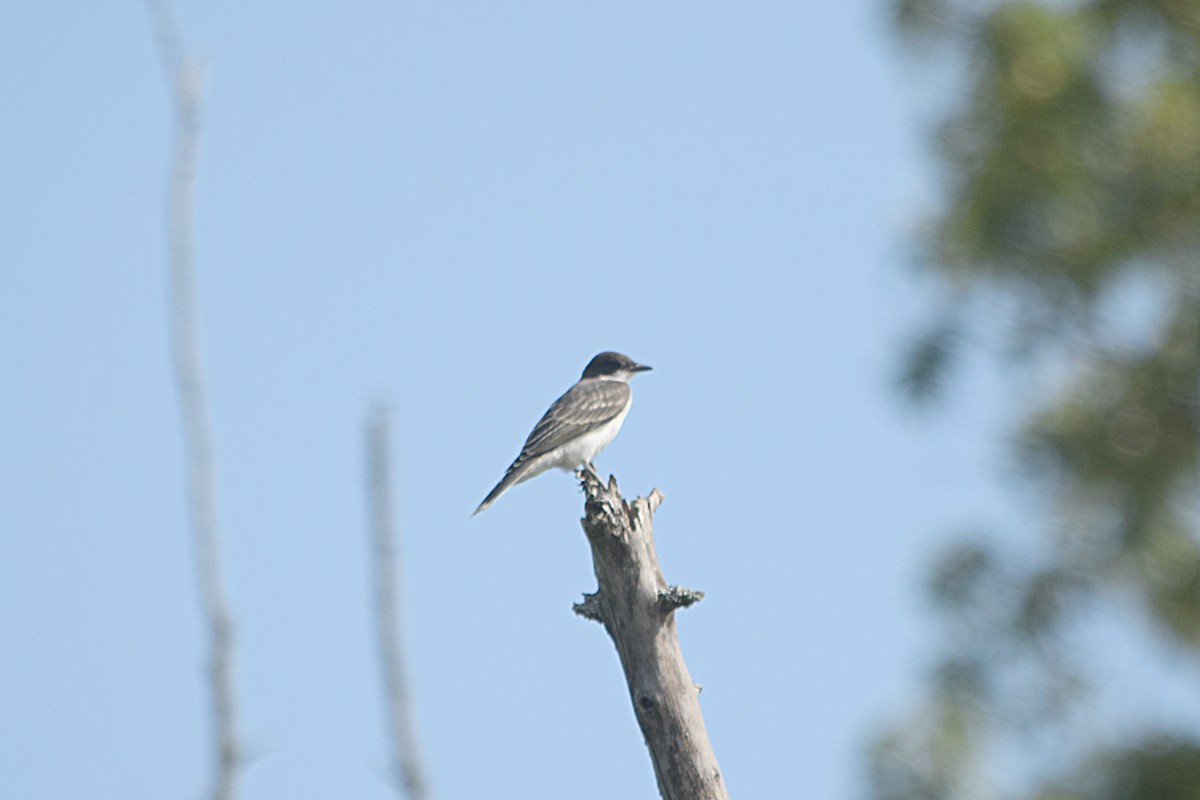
top-left (573, 466), bottom-right (728, 800)
top-left (145, 4), bottom-right (240, 800)
top-left (145, 0), bottom-right (182, 86)
top-left (368, 409), bottom-right (433, 800)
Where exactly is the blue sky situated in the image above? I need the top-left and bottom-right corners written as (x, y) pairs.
top-left (0, 2), bottom-right (1024, 798)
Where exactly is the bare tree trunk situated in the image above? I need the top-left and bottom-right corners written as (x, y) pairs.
top-left (146, 4), bottom-right (240, 799)
top-left (367, 410), bottom-right (433, 800)
top-left (573, 467), bottom-right (729, 800)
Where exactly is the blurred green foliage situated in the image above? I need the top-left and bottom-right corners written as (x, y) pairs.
top-left (875, 0), bottom-right (1200, 797)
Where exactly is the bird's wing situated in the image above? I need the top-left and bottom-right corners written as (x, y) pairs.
top-left (471, 379), bottom-right (631, 516)
top-left (520, 379), bottom-right (631, 458)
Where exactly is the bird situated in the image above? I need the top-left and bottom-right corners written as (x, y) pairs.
top-left (472, 351), bottom-right (652, 516)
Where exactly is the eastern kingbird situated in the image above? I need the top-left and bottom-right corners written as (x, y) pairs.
top-left (472, 351), bottom-right (652, 516)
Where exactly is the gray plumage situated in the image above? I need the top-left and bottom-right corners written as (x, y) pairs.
top-left (521, 379), bottom-right (631, 458)
top-left (473, 352), bottom-right (650, 516)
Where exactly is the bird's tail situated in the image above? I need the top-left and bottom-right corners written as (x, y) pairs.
top-left (471, 458), bottom-right (529, 516)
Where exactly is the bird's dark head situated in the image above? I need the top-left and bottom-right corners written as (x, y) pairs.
top-left (581, 351), bottom-right (652, 382)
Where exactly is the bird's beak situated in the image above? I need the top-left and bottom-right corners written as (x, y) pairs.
top-left (633, 363), bottom-right (653, 372)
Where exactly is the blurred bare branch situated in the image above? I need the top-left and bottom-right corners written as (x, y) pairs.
top-left (145, 3), bottom-right (240, 800)
top-left (368, 409), bottom-right (432, 800)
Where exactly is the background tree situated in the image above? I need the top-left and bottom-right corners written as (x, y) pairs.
top-left (873, 0), bottom-right (1200, 798)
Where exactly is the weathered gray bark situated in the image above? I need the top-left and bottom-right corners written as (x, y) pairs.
top-left (573, 467), bottom-right (729, 800)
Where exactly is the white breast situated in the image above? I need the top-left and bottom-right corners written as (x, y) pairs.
top-left (519, 401), bottom-right (631, 481)
top-left (557, 402), bottom-right (631, 469)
